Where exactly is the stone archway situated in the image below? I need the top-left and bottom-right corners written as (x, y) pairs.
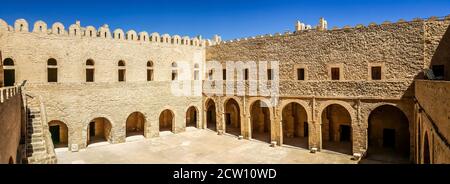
top-left (282, 102), bottom-right (308, 149)
top-left (205, 99), bottom-right (217, 131)
top-left (159, 109), bottom-right (174, 132)
top-left (367, 105), bottom-right (410, 163)
top-left (87, 117), bottom-right (112, 146)
top-left (48, 120), bottom-right (69, 148)
top-left (126, 112), bottom-right (145, 137)
top-left (224, 98), bottom-right (241, 136)
top-left (250, 100), bottom-right (271, 143)
top-left (321, 104), bottom-right (352, 155)
top-left (186, 106), bottom-right (198, 128)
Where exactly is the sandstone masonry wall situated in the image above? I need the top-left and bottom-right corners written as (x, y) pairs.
top-left (0, 86), bottom-right (22, 163)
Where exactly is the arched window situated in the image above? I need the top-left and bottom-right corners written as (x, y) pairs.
top-left (2, 58), bottom-right (15, 86)
top-left (86, 59), bottom-right (95, 82)
top-left (194, 63), bottom-right (200, 80)
top-left (47, 58), bottom-right (58, 82)
top-left (118, 60), bottom-right (126, 82)
top-left (147, 61), bottom-right (154, 81)
top-left (171, 62), bottom-right (178, 81)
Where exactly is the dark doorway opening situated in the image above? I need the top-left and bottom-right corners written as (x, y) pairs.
top-left (226, 113), bottom-right (231, 125)
top-left (340, 125), bottom-right (351, 142)
top-left (383, 129), bottom-right (396, 148)
top-left (423, 134), bottom-right (431, 164)
top-left (89, 122), bottom-right (95, 137)
top-left (50, 125), bottom-right (60, 144)
top-left (303, 122), bottom-right (309, 137)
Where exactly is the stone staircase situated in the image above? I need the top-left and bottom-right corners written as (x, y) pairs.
top-left (24, 95), bottom-right (57, 164)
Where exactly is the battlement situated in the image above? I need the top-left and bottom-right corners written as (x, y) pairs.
top-left (0, 18), bottom-right (221, 47)
top-left (217, 15), bottom-right (450, 45)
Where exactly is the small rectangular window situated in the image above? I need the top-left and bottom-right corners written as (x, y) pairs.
top-left (371, 66), bottom-right (382, 80)
top-left (331, 67), bottom-right (340, 80)
top-left (86, 69), bottom-right (94, 82)
top-left (48, 68), bottom-right (58, 82)
top-left (244, 69), bottom-right (249, 80)
top-left (118, 69), bottom-right (125, 82)
top-left (432, 65), bottom-right (445, 79)
top-left (147, 69), bottom-right (153, 81)
top-left (297, 68), bottom-right (305, 80)
top-left (223, 69), bottom-right (227, 80)
top-left (267, 69), bottom-right (273, 80)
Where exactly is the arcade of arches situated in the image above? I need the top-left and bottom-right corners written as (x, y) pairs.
top-left (45, 99), bottom-right (413, 163)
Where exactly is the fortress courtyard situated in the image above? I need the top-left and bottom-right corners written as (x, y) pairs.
top-left (56, 128), bottom-right (360, 164)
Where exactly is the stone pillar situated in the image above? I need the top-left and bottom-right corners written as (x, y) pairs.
top-left (217, 99), bottom-right (224, 135)
top-left (243, 115), bottom-right (251, 139)
top-left (203, 109), bottom-right (208, 129)
top-left (273, 116), bottom-right (282, 146)
top-left (352, 99), bottom-right (363, 156)
top-left (311, 98), bottom-right (321, 151)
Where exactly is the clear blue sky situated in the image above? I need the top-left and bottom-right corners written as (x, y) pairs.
top-left (0, 0), bottom-right (449, 40)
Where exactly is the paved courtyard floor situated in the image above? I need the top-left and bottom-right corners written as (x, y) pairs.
top-left (56, 127), bottom-right (357, 164)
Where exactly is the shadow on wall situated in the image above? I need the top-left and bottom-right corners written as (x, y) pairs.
top-left (430, 23), bottom-right (450, 81)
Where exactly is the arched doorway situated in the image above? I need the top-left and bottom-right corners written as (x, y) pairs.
top-left (126, 112), bottom-right (145, 137)
top-left (367, 105), bottom-right (410, 163)
top-left (159, 109), bottom-right (174, 132)
top-left (321, 104), bottom-right (352, 155)
top-left (87, 117), bottom-right (112, 146)
top-left (282, 102), bottom-right (308, 149)
top-left (48, 120), bottom-right (69, 148)
top-left (206, 99), bottom-right (216, 131)
top-left (186, 106), bottom-right (198, 128)
top-left (3, 58), bottom-right (15, 87)
top-left (224, 98), bottom-right (241, 136)
top-left (250, 100), bottom-right (271, 143)
top-left (8, 157), bottom-right (14, 164)
top-left (423, 133), bottom-right (431, 164)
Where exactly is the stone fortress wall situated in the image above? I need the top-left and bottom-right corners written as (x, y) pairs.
top-left (0, 15), bottom-right (449, 163)
top-left (205, 15), bottom-right (450, 163)
top-left (0, 18), bottom-right (211, 151)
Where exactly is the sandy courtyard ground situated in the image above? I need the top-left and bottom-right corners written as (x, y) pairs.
top-left (56, 128), bottom-right (357, 164)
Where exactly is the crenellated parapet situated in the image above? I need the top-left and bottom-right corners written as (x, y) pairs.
top-left (0, 18), bottom-right (221, 48)
top-left (215, 15), bottom-right (450, 45)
